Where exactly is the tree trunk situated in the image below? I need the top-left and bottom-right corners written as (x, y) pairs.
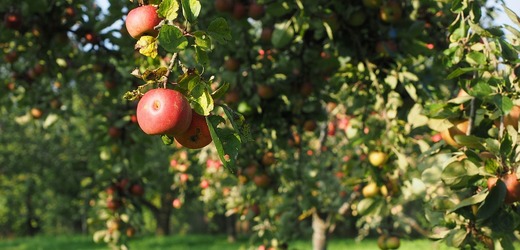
top-left (154, 209), bottom-right (171, 235)
top-left (226, 214), bottom-right (237, 242)
top-left (312, 212), bottom-right (328, 250)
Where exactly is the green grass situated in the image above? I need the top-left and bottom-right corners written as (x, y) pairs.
top-left (0, 234), bottom-right (458, 250)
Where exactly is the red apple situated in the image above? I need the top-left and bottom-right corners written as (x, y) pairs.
top-left (248, 2), bottom-right (265, 20)
top-left (172, 198), bottom-right (182, 209)
top-left (31, 108), bottom-right (43, 119)
top-left (232, 2), bottom-right (247, 20)
top-left (224, 57), bottom-right (240, 71)
top-left (4, 12), bottom-right (21, 30)
top-left (488, 174), bottom-right (520, 204)
top-left (4, 50), bottom-right (18, 63)
top-left (179, 173), bottom-right (189, 183)
top-left (261, 152), bottom-right (276, 166)
top-left (106, 198), bottom-right (121, 211)
top-left (215, 0), bottom-right (234, 12)
top-left (253, 174), bottom-right (271, 188)
top-left (257, 84), bottom-right (274, 99)
top-left (174, 112), bottom-right (212, 149)
top-left (136, 88), bottom-right (192, 135)
top-left (108, 127), bottom-right (122, 139)
top-left (129, 184), bottom-right (144, 196)
top-left (244, 164), bottom-right (258, 179)
top-left (125, 5), bottom-right (162, 39)
top-left (200, 179), bottom-right (210, 189)
top-left (260, 27), bottom-right (273, 43)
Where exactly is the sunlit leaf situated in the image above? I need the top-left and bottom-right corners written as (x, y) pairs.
top-left (158, 25), bottom-right (188, 52)
top-left (158, 0), bottom-right (179, 20)
top-left (207, 17), bottom-right (231, 44)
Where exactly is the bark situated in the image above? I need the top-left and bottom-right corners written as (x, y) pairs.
top-left (140, 196), bottom-right (172, 235)
top-left (226, 214), bottom-right (237, 242)
top-left (312, 212), bottom-right (328, 250)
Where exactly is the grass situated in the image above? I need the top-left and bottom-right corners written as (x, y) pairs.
top-left (0, 234), bottom-right (459, 250)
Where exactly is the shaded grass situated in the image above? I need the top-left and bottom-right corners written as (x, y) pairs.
top-left (0, 234), bottom-right (459, 250)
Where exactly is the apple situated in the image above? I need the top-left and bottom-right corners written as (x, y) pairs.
top-left (224, 57), bottom-right (240, 71)
top-left (224, 89), bottom-right (240, 104)
top-left (362, 182), bottom-right (379, 198)
top-left (377, 235), bottom-right (387, 250)
top-left (362, 0), bottom-right (382, 8)
top-left (261, 152), bottom-right (276, 166)
top-left (174, 112), bottom-right (212, 149)
top-left (65, 6), bottom-right (76, 18)
top-left (257, 84), bottom-right (274, 99)
top-left (136, 88), bottom-right (192, 135)
top-left (84, 32), bottom-right (99, 44)
top-left (327, 122), bottom-right (336, 136)
top-left (300, 82), bottom-right (313, 97)
top-left (385, 236), bottom-right (400, 249)
top-left (30, 108), bottom-right (43, 119)
top-left (440, 119), bottom-right (469, 148)
top-left (260, 27), bottom-right (273, 43)
top-left (244, 164), bottom-right (258, 179)
top-left (129, 184), bottom-right (144, 196)
top-left (172, 198), bottom-right (182, 209)
top-left (126, 227), bottom-right (136, 237)
top-left (200, 179), bottom-right (210, 189)
top-left (179, 173), bottom-right (189, 183)
top-left (6, 82), bottom-right (16, 91)
top-left (215, 0), bottom-right (234, 12)
top-left (248, 2), bottom-right (265, 20)
top-left (303, 120), bottom-right (317, 132)
top-left (232, 2), bottom-right (247, 20)
top-left (116, 178), bottom-right (130, 191)
top-left (380, 1), bottom-right (402, 23)
top-left (368, 151), bottom-right (388, 167)
top-left (125, 5), bottom-right (162, 39)
top-left (206, 159), bottom-right (222, 170)
top-left (4, 12), bottom-right (22, 30)
top-left (347, 11), bottom-right (366, 27)
top-left (108, 126), bottom-right (122, 139)
top-left (106, 198), bottom-right (121, 211)
top-left (488, 173), bottom-right (520, 204)
top-left (253, 174), bottom-right (271, 188)
top-left (4, 50), bottom-right (18, 63)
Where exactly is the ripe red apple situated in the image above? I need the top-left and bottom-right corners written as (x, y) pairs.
top-left (215, 0), bottom-right (234, 12)
top-left (106, 198), bottom-right (121, 211)
top-left (260, 27), bottom-right (273, 43)
top-left (31, 108), bottom-right (43, 119)
top-left (253, 174), bottom-right (271, 188)
top-left (488, 174), bottom-right (520, 204)
top-left (116, 178), bottom-right (130, 191)
top-left (261, 152), bottom-right (276, 166)
top-left (4, 51), bottom-right (18, 63)
top-left (440, 120), bottom-right (469, 148)
top-left (126, 227), bottom-right (136, 237)
top-left (136, 88), bottom-right (192, 135)
top-left (224, 89), bottom-right (240, 104)
top-left (224, 57), bottom-right (240, 71)
top-left (84, 32), bottom-right (99, 44)
top-left (106, 185), bottom-right (117, 195)
top-left (4, 12), bottom-right (22, 29)
top-left (129, 184), bottom-right (144, 196)
top-left (380, 1), bottom-right (402, 23)
top-left (206, 159), bottom-right (222, 170)
top-left (130, 114), bottom-right (138, 123)
top-left (257, 84), bottom-right (274, 99)
top-left (303, 120), bottom-right (317, 132)
top-left (172, 198), bottom-right (182, 209)
top-left (174, 112), bottom-right (212, 149)
top-left (496, 105), bottom-right (520, 130)
top-left (125, 5), bottom-right (162, 39)
top-left (232, 2), bottom-right (247, 20)
top-left (108, 126), bottom-right (122, 139)
top-left (64, 6), bottom-right (76, 18)
top-left (244, 164), bottom-right (258, 179)
top-left (327, 121), bottom-right (336, 136)
top-left (200, 179), bottom-right (210, 189)
top-left (248, 2), bottom-right (265, 20)
top-left (179, 173), bottom-right (189, 183)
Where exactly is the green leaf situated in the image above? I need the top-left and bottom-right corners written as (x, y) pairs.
top-left (272, 20), bottom-right (294, 48)
top-left (441, 160), bottom-right (479, 189)
top-left (494, 95), bottom-right (514, 115)
top-left (207, 17), bottom-right (231, 44)
top-left (468, 22), bottom-right (494, 37)
top-left (207, 116), bottom-right (241, 173)
top-left (447, 192), bottom-right (487, 213)
top-left (158, 25), bottom-right (188, 52)
top-left (445, 228), bottom-right (468, 248)
top-left (189, 82), bottom-right (214, 116)
top-left (476, 179), bottom-right (506, 221)
top-left (453, 135), bottom-right (485, 150)
top-left (501, 133), bottom-right (514, 157)
top-left (193, 31), bottom-right (212, 51)
top-left (142, 67), bottom-right (168, 82)
top-left (465, 51), bottom-right (486, 65)
top-left (158, 0), bottom-right (180, 21)
top-left (450, 0), bottom-right (466, 13)
top-left (181, 0), bottom-right (201, 23)
top-left (504, 24), bottom-right (520, 39)
top-left (222, 105), bottom-right (253, 143)
top-left (357, 198), bottom-right (384, 216)
top-left (503, 5), bottom-right (520, 27)
top-left (211, 82), bottom-right (230, 100)
top-left (446, 67), bottom-right (477, 79)
top-left (499, 38), bottom-right (518, 62)
top-left (470, 80), bottom-right (494, 98)
top-left (135, 36), bottom-right (158, 58)
top-left (194, 46), bottom-right (209, 66)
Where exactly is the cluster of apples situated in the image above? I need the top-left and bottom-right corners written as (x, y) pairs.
top-left (105, 178), bottom-right (144, 212)
top-left (125, 5), bottom-right (212, 149)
